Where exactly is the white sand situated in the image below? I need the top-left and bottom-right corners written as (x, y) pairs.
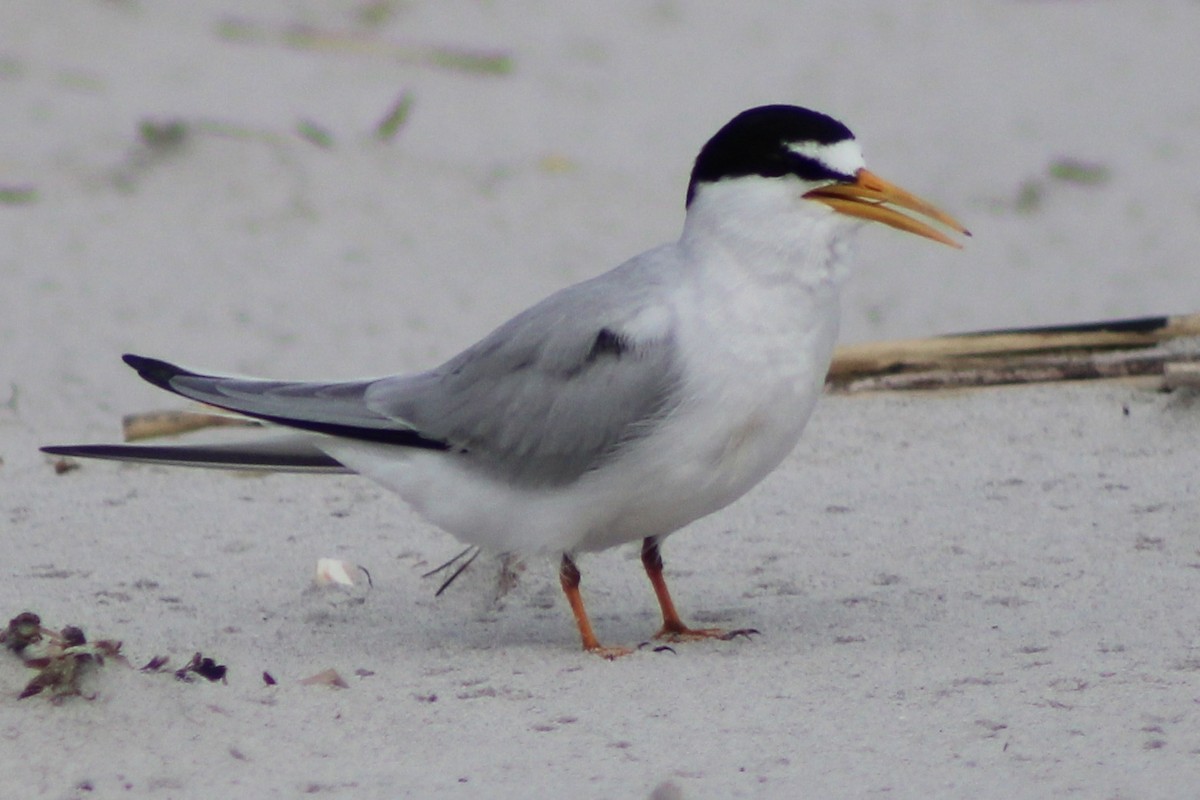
top-left (3, 2), bottom-right (1199, 797)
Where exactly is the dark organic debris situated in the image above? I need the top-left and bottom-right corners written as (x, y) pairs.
top-left (175, 652), bottom-right (228, 683)
top-left (1, 612), bottom-right (44, 653)
top-left (140, 654), bottom-right (170, 672)
top-left (110, 118), bottom-right (193, 192)
top-left (3, 612), bottom-right (124, 701)
top-left (4, 612), bottom-right (247, 699)
top-left (423, 546), bottom-right (481, 596)
top-left (52, 458), bottom-right (80, 475)
top-left (139, 118), bottom-right (190, 151)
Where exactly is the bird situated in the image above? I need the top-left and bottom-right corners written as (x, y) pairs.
top-left (42, 104), bottom-right (968, 658)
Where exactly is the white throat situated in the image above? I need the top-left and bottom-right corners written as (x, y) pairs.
top-left (680, 175), bottom-right (859, 290)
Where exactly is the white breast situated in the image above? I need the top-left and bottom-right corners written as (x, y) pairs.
top-left (324, 210), bottom-right (854, 556)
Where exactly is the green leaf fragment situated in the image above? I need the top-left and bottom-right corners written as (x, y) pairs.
top-left (1048, 158), bottom-right (1110, 186)
top-left (376, 92), bottom-right (414, 141)
top-left (297, 119), bottom-right (335, 149)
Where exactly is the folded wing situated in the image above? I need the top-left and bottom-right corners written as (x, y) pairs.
top-left (43, 259), bottom-right (685, 487)
top-left (366, 271), bottom-right (684, 486)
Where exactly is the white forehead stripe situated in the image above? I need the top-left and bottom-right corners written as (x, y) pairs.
top-left (786, 138), bottom-right (865, 176)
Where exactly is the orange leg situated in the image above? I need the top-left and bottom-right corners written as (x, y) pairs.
top-left (641, 538), bottom-right (758, 642)
top-left (559, 554), bottom-right (631, 659)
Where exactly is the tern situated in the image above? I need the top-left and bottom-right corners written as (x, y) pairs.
top-left (43, 105), bottom-right (968, 657)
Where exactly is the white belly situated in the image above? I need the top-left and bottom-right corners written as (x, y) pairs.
top-left (321, 273), bottom-right (840, 556)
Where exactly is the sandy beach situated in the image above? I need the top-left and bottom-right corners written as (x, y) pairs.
top-left (4, 2), bottom-right (1200, 797)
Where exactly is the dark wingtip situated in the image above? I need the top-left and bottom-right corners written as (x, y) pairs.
top-left (122, 354), bottom-right (192, 391)
top-left (41, 441), bottom-right (347, 471)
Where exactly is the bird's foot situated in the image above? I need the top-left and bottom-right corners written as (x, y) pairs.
top-left (653, 624), bottom-right (760, 643)
top-left (585, 644), bottom-right (635, 660)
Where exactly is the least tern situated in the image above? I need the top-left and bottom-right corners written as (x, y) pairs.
top-left (43, 105), bottom-right (968, 657)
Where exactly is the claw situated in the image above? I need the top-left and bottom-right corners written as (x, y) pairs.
top-left (653, 624), bottom-right (759, 644)
top-left (718, 628), bottom-right (761, 641)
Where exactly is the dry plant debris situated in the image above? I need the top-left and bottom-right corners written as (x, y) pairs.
top-left (174, 652), bottom-right (228, 683)
top-left (2, 613), bottom-right (125, 701)
top-left (52, 458), bottom-right (79, 475)
top-left (4, 612), bottom-right (234, 700)
top-left (376, 91), bottom-right (414, 141)
top-left (122, 409), bottom-right (261, 441)
top-left (140, 654), bottom-right (170, 672)
top-left (827, 313), bottom-right (1200, 392)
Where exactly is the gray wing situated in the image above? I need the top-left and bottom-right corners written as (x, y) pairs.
top-left (105, 254), bottom-right (683, 487)
top-left (366, 267), bottom-right (684, 486)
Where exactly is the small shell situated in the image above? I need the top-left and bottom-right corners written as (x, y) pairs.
top-left (313, 559), bottom-right (371, 588)
top-left (299, 668), bottom-right (348, 689)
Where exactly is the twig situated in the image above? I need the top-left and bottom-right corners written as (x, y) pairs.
top-left (836, 350), bottom-right (1190, 393)
top-left (122, 410), bottom-right (261, 442)
top-left (828, 313), bottom-right (1200, 392)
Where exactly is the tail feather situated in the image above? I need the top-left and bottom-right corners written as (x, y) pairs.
top-left (122, 354), bottom-right (449, 451)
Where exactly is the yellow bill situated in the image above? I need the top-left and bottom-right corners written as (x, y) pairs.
top-left (805, 168), bottom-right (970, 248)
